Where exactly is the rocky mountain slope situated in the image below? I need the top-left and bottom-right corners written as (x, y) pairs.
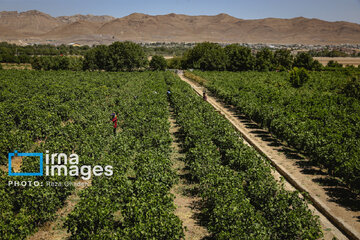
top-left (1, 10), bottom-right (359, 45)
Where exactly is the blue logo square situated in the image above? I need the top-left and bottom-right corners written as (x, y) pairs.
top-left (8, 150), bottom-right (43, 176)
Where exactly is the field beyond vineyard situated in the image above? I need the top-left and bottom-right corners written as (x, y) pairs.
top-left (314, 57), bottom-right (360, 67)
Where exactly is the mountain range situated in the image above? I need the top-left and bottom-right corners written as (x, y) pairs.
top-left (1, 10), bottom-right (360, 45)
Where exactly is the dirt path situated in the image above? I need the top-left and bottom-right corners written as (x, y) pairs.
top-left (178, 72), bottom-right (359, 240)
top-left (27, 179), bottom-right (91, 240)
top-left (168, 107), bottom-right (210, 240)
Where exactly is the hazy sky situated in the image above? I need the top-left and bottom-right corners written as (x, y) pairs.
top-left (1, 0), bottom-right (360, 23)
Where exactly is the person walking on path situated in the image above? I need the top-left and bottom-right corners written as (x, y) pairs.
top-left (111, 112), bottom-right (118, 136)
top-left (203, 91), bottom-right (207, 101)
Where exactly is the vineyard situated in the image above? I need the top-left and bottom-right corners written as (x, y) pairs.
top-left (0, 69), bottom-right (327, 239)
top-left (190, 70), bottom-right (360, 192)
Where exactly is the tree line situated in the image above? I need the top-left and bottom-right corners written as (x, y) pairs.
top-left (309, 49), bottom-right (360, 58)
top-left (172, 42), bottom-right (323, 71)
top-left (0, 42), bottom-right (90, 64)
top-left (1, 41), bottom-right (359, 72)
top-left (29, 41), bottom-right (167, 71)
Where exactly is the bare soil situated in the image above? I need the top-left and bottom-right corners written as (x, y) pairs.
top-left (168, 107), bottom-right (210, 240)
top-left (178, 72), bottom-right (359, 240)
top-left (11, 156), bottom-right (23, 172)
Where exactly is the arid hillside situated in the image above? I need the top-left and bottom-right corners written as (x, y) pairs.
top-left (1, 10), bottom-right (360, 45)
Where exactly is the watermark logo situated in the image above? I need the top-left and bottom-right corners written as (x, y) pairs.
top-left (8, 150), bottom-right (43, 176)
top-left (8, 150), bottom-right (113, 180)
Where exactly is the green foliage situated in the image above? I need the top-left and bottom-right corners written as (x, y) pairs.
top-left (224, 44), bottom-right (255, 71)
top-left (62, 72), bottom-right (183, 239)
top-left (274, 49), bottom-right (293, 70)
top-left (166, 57), bottom-right (182, 69)
top-left (289, 67), bottom-right (310, 87)
top-left (82, 42), bottom-right (148, 72)
top-left (166, 73), bottom-right (322, 239)
top-left (106, 41), bottom-right (148, 72)
top-left (341, 76), bottom-right (360, 100)
top-left (0, 63), bottom-right (2, 70)
top-left (309, 49), bottom-right (349, 57)
top-left (183, 42), bottom-right (228, 71)
top-left (83, 45), bottom-right (108, 70)
top-left (30, 56), bottom-right (83, 71)
top-left (194, 70), bottom-right (360, 191)
top-left (255, 48), bottom-right (274, 71)
top-left (327, 60), bottom-right (343, 68)
top-left (30, 56), bottom-right (42, 70)
top-left (0, 71), bottom-right (184, 239)
top-left (293, 52), bottom-right (314, 70)
top-left (68, 57), bottom-right (84, 71)
top-left (312, 59), bottom-right (323, 71)
top-left (150, 55), bottom-right (167, 71)
top-left (0, 42), bottom-right (89, 64)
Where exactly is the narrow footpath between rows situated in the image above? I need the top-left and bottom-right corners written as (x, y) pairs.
top-left (168, 106), bottom-right (210, 240)
top-left (178, 72), bottom-right (359, 240)
top-left (27, 179), bottom-right (91, 240)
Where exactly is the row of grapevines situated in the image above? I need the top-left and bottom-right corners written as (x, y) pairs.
top-left (64, 72), bottom-right (184, 239)
top-left (191, 70), bottom-right (360, 191)
top-left (0, 70), bottom-right (171, 239)
top-left (165, 72), bottom-right (322, 239)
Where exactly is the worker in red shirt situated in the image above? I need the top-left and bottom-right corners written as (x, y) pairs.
top-left (111, 112), bottom-right (118, 135)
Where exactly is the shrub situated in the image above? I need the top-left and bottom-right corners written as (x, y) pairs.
top-left (327, 60), bottom-right (342, 68)
top-left (167, 57), bottom-right (182, 69)
top-left (289, 67), bottom-right (310, 87)
top-left (342, 76), bottom-right (360, 100)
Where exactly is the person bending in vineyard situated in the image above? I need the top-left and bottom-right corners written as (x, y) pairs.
top-left (111, 112), bottom-right (118, 135)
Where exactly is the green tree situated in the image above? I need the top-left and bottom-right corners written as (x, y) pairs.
top-left (326, 60), bottom-right (342, 68)
top-left (83, 45), bottom-right (109, 71)
top-left (224, 44), bottom-right (254, 71)
top-left (18, 54), bottom-right (30, 63)
top-left (83, 49), bottom-right (97, 70)
top-left (167, 57), bottom-right (182, 69)
top-left (183, 42), bottom-right (228, 71)
top-left (94, 45), bottom-right (108, 70)
top-left (41, 57), bottom-right (52, 71)
top-left (274, 49), bottom-right (293, 70)
top-left (68, 57), bottom-right (84, 71)
top-left (106, 41), bottom-right (148, 71)
top-left (149, 55), bottom-right (167, 71)
top-left (312, 60), bottom-right (323, 71)
top-left (30, 57), bottom-right (42, 70)
top-left (293, 52), bottom-right (314, 70)
top-left (255, 48), bottom-right (274, 71)
top-left (57, 56), bottom-right (70, 70)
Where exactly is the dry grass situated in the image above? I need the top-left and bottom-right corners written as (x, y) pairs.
top-left (314, 57), bottom-right (360, 67)
top-left (1, 63), bottom-right (32, 70)
top-left (184, 71), bottom-right (207, 85)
